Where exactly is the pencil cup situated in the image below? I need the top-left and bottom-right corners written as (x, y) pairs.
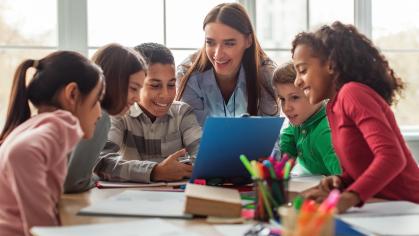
top-left (253, 178), bottom-right (289, 222)
top-left (278, 206), bottom-right (334, 236)
top-left (268, 178), bottom-right (289, 206)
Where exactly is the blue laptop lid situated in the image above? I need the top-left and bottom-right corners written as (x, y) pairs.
top-left (190, 116), bottom-right (284, 184)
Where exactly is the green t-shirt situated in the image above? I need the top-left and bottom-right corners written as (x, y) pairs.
top-left (280, 105), bottom-right (342, 175)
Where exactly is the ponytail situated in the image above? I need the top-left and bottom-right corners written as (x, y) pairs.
top-left (0, 60), bottom-right (37, 145)
top-left (1, 51), bottom-right (102, 145)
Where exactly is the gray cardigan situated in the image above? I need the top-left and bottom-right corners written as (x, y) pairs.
top-left (63, 111), bottom-right (110, 193)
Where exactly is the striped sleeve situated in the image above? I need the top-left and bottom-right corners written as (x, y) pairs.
top-left (179, 103), bottom-right (202, 157)
top-left (94, 115), bottom-right (157, 183)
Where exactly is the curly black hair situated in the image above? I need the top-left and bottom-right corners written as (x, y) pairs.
top-left (291, 21), bottom-right (404, 105)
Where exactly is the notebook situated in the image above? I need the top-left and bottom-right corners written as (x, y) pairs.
top-left (190, 116), bottom-right (284, 185)
top-left (79, 190), bottom-right (192, 219)
top-left (31, 219), bottom-right (200, 236)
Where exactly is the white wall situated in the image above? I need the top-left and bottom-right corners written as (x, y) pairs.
top-left (407, 140), bottom-right (419, 163)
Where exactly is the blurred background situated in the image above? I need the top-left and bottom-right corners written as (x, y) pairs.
top-left (0, 0), bottom-right (418, 157)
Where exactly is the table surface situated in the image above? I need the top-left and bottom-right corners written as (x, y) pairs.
top-left (58, 181), bottom-right (384, 235)
top-left (59, 187), bottom-right (251, 236)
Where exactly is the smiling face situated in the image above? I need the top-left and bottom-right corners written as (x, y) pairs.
top-left (204, 22), bottom-right (252, 81)
top-left (73, 79), bottom-right (104, 139)
top-left (139, 63), bottom-right (176, 118)
top-left (119, 70), bottom-right (146, 115)
top-left (276, 83), bottom-right (322, 125)
top-left (293, 44), bottom-right (336, 104)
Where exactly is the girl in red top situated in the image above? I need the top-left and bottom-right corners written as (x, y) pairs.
top-left (292, 21), bottom-right (419, 213)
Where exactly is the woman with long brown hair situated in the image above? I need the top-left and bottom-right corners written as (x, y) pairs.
top-left (176, 3), bottom-right (279, 125)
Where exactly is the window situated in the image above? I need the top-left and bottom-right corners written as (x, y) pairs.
top-left (88, 0), bottom-right (164, 48)
top-left (256, 0), bottom-right (306, 66)
top-left (0, 0), bottom-right (57, 127)
top-left (0, 0), bottom-right (418, 129)
top-left (256, 0), bottom-right (354, 65)
top-left (372, 0), bottom-right (419, 125)
top-left (87, 0), bottom-right (233, 65)
top-left (309, 0), bottom-right (354, 29)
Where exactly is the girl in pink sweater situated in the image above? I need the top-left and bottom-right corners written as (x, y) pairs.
top-left (291, 21), bottom-right (419, 213)
top-left (0, 51), bottom-right (104, 236)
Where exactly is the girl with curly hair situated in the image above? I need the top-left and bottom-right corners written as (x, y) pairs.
top-left (292, 21), bottom-right (419, 213)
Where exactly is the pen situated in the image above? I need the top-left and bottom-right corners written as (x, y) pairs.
top-left (263, 160), bottom-right (277, 179)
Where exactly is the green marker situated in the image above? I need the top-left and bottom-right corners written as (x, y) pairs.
top-left (293, 195), bottom-right (303, 210)
top-left (240, 154), bottom-right (255, 177)
top-left (283, 161), bottom-right (291, 179)
top-left (251, 160), bottom-right (259, 178)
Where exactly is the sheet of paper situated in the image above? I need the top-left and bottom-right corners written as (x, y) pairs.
top-left (31, 219), bottom-right (200, 236)
top-left (96, 180), bottom-right (188, 188)
top-left (338, 201), bottom-right (419, 235)
top-left (341, 215), bottom-right (419, 236)
top-left (96, 181), bottom-right (166, 188)
top-left (288, 175), bottom-right (322, 192)
top-left (341, 201), bottom-right (419, 218)
top-left (213, 224), bottom-right (253, 236)
top-left (79, 190), bottom-right (192, 219)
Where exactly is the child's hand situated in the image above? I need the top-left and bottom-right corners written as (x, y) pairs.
top-left (319, 175), bottom-right (342, 192)
top-left (301, 186), bottom-right (329, 203)
top-left (151, 149), bottom-right (193, 182)
top-left (336, 191), bottom-right (361, 213)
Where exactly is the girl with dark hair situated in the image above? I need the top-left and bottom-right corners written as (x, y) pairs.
top-left (64, 43), bottom-right (147, 193)
top-left (176, 2), bottom-right (279, 125)
top-left (0, 51), bottom-right (104, 235)
top-left (292, 21), bottom-right (419, 213)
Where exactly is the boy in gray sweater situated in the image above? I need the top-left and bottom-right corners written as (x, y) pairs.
top-left (95, 43), bottom-right (201, 183)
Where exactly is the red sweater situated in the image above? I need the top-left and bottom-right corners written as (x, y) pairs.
top-left (327, 82), bottom-right (419, 204)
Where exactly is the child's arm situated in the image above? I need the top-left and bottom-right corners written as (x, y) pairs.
top-left (64, 112), bottom-right (110, 193)
top-left (279, 125), bottom-right (298, 157)
top-left (179, 104), bottom-right (202, 156)
top-left (94, 116), bottom-right (158, 183)
top-left (302, 176), bottom-right (360, 213)
top-left (341, 84), bottom-right (407, 204)
top-left (151, 149), bottom-right (193, 181)
top-left (8, 117), bottom-right (82, 235)
top-left (9, 145), bottom-right (60, 236)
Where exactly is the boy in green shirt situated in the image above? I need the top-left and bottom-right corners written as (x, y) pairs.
top-left (274, 62), bottom-right (341, 175)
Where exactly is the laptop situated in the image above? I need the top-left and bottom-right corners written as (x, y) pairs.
top-left (190, 116), bottom-right (285, 185)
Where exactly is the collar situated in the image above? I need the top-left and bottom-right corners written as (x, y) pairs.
top-left (294, 104), bottom-right (326, 129)
top-left (205, 65), bottom-right (246, 90)
top-left (128, 102), bottom-right (174, 119)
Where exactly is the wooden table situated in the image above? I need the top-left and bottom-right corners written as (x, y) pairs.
top-left (59, 187), bottom-right (242, 236)
top-left (60, 177), bottom-right (378, 235)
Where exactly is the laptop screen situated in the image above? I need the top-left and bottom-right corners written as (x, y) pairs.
top-left (190, 116), bottom-right (285, 185)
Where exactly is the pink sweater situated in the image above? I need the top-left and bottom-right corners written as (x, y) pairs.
top-left (0, 110), bottom-right (83, 236)
top-left (327, 82), bottom-right (419, 204)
